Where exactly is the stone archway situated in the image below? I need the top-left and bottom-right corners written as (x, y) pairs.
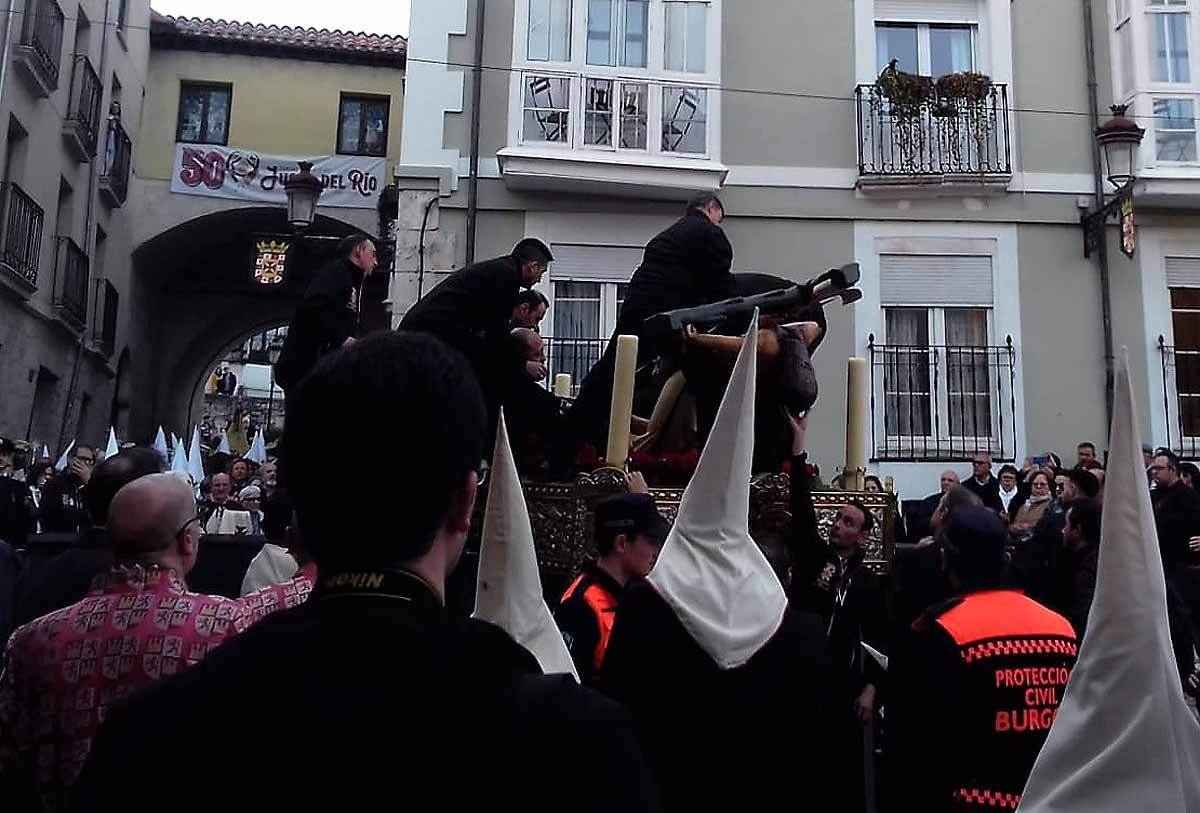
top-left (128, 206), bottom-right (380, 441)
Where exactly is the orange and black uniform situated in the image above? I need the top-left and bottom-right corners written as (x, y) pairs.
top-left (893, 589), bottom-right (1078, 812)
top-left (555, 564), bottom-right (622, 685)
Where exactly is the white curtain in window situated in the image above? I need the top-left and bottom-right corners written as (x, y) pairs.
top-left (664, 2), bottom-right (707, 73)
top-left (930, 25), bottom-right (973, 75)
top-left (551, 281), bottom-right (604, 388)
top-left (945, 308), bottom-right (991, 439)
top-left (884, 308), bottom-right (932, 437)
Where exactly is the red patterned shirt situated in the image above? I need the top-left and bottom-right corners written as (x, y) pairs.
top-left (0, 562), bottom-right (315, 806)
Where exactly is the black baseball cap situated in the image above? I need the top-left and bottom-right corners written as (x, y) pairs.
top-left (943, 505), bottom-right (1008, 586)
top-left (594, 493), bottom-right (669, 543)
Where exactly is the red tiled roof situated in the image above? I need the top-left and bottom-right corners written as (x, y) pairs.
top-left (152, 13), bottom-right (406, 65)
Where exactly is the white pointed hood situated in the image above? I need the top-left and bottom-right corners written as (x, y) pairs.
top-left (187, 428), bottom-right (205, 484)
top-left (245, 429), bottom-right (267, 465)
top-left (152, 427), bottom-right (169, 460)
top-left (1019, 350), bottom-right (1200, 811)
top-left (647, 310), bottom-right (787, 670)
top-left (217, 431), bottom-right (232, 455)
top-left (170, 437), bottom-right (189, 475)
top-left (104, 427), bottom-right (119, 458)
top-left (473, 411), bottom-right (579, 680)
top-left (55, 440), bottom-right (75, 471)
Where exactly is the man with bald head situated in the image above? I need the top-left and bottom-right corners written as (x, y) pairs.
top-left (0, 473), bottom-right (314, 807)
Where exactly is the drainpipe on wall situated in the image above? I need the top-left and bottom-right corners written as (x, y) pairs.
top-left (464, 0), bottom-right (486, 265)
top-left (1082, 0), bottom-right (1116, 427)
top-left (0, 0), bottom-right (19, 110)
top-left (56, 0), bottom-right (113, 451)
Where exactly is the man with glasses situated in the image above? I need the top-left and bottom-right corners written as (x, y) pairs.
top-left (962, 451), bottom-right (1004, 514)
top-left (40, 445), bottom-right (97, 535)
top-left (0, 472), bottom-right (314, 807)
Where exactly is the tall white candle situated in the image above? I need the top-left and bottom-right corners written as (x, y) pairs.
top-left (554, 373), bottom-right (572, 398)
top-left (845, 357), bottom-right (868, 491)
top-left (606, 335), bottom-right (639, 468)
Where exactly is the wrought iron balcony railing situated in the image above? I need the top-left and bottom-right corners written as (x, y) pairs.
top-left (855, 82), bottom-right (1012, 181)
top-left (16, 0), bottom-right (64, 93)
top-left (99, 118), bottom-right (132, 206)
top-left (53, 236), bottom-right (89, 331)
top-left (868, 335), bottom-right (1018, 462)
top-left (0, 183), bottom-right (45, 290)
top-left (64, 54), bottom-right (103, 159)
top-left (1158, 336), bottom-right (1200, 459)
top-left (540, 336), bottom-right (610, 398)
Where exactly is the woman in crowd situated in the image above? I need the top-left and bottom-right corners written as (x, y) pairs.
top-left (1011, 470), bottom-right (1053, 543)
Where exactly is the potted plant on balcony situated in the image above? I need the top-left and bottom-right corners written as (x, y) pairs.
top-left (874, 60), bottom-right (935, 169)
top-left (934, 71), bottom-right (995, 171)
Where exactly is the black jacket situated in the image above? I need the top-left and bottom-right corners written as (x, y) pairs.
top-left (603, 581), bottom-right (832, 812)
top-left (38, 473), bottom-right (89, 535)
top-left (566, 212), bottom-right (737, 447)
top-left (962, 474), bottom-right (1004, 514)
top-left (616, 211), bottom-right (736, 332)
top-left (1152, 479), bottom-right (1200, 570)
top-left (400, 256), bottom-right (523, 365)
top-left (74, 568), bottom-right (659, 812)
top-left (788, 455), bottom-right (888, 701)
top-left (0, 476), bottom-right (33, 546)
top-left (274, 258), bottom-right (364, 392)
top-left (13, 527), bottom-right (112, 628)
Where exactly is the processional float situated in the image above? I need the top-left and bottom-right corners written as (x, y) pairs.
top-left (473, 263), bottom-right (898, 587)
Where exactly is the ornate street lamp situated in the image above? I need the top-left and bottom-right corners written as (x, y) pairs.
top-left (284, 161), bottom-right (324, 229)
top-left (1082, 105), bottom-right (1146, 259)
top-left (1096, 104), bottom-right (1145, 189)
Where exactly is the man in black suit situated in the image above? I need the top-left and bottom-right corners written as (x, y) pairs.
top-left (962, 451), bottom-right (1004, 514)
top-left (565, 192), bottom-right (738, 456)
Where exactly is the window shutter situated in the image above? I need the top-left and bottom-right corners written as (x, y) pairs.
top-left (875, 0), bottom-right (980, 22)
top-left (1166, 256), bottom-right (1200, 287)
top-left (879, 254), bottom-right (993, 305)
top-left (549, 244), bottom-right (642, 282)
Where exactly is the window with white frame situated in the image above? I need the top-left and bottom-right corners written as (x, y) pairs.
top-left (1154, 97), bottom-right (1197, 160)
top-left (513, 0), bottom-right (718, 158)
top-left (875, 22), bottom-right (976, 76)
top-left (876, 255), bottom-right (1005, 457)
top-left (1148, 2), bottom-right (1191, 82)
top-left (543, 243), bottom-right (639, 392)
top-left (1114, 0), bottom-right (1136, 97)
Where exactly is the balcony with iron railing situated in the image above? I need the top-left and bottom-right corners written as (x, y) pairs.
top-left (539, 336), bottom-right (610, 398)
top-left (93, 278), bottom-right (118, 356)
top-left (63, 54), bottom-right (103, 161)
top-left (12, 0), bottom-right (64, 98)
top-left (53, 236), bottom-right (89, 332)
top-left (868, 335), bottom-right (1018, 462)
top-left (1157, 336), bottom-right (1200, 459)
top-left (855, 80), bottom-right (1012, 195)
top-left (99, 118), bottom-right (132, 207)
top-left (0, 183), bottom-right (45, 294)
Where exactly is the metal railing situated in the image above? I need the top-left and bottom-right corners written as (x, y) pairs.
top-left (95, 278), bottom-right (118, 356)
top-left (1158, 336), bottom-right (1200, 458)
top-left (53, 236), bottom-right (88, 331)
top-left (855, 82), bottom-right (1012, 178)
top-left (65, 54), bottom-right (103, 157)
top-left (868, 335), bottom-right (1018, 462)
top-left (541, 336), bottom-right (609, 397)
top-left (1, 183), bottom-right (44, 288)
top-left (20, 0), bottom-right (64, 88)
top-left (100, 119), bottom-right (132, 204)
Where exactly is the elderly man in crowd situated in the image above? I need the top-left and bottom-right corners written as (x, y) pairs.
top-left (0, 473), bottom-right (314, 808)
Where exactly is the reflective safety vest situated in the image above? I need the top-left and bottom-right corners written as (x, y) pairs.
top-left (560, 569), bottom-right (620, 675)
top-left (922, 590), bottom-right (1078, 811)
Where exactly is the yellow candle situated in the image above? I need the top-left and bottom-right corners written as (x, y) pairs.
top-left (554, 373), bottom-right (572, 398)
top-left (606, 335), bottom-right (639, 468)
top-left (845, 356), bottom-right (868, 491)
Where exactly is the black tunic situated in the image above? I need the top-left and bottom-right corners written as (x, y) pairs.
top-left (274, 258), bottom-right (363, 392)
top-left (74, 568), bottom-right (660, 812)
top-left (603, 581), bottom-right (833, 812)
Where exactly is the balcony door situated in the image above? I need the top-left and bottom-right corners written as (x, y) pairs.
top-left (875, 22), bottom-right (976, 76)
top-left (1170, 285), bottom-right (1200, 446)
